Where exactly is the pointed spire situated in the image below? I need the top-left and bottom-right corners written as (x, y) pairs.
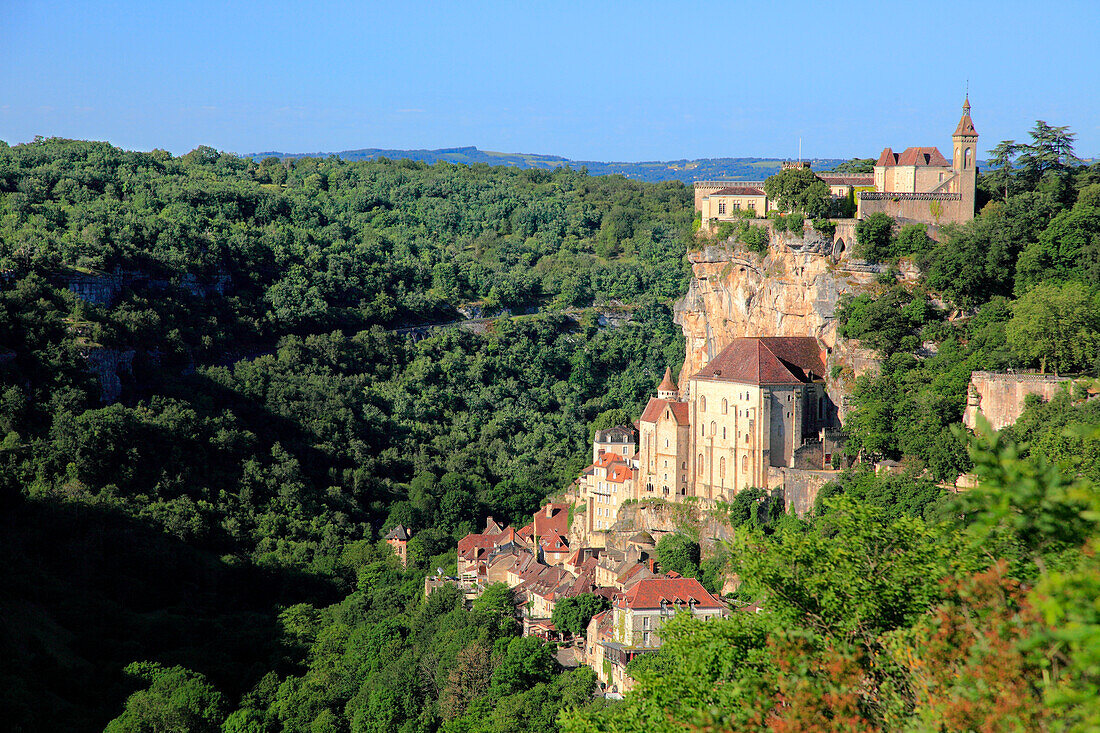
top-left (954, 95), bottom-right (977, 138)
top-left (658, 367), bottom-right (676, 393)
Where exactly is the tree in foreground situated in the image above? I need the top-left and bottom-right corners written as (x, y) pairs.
top-left (105, 662), bottom-right (226, 733)
top-left (552, 593), bottom-right (611, 638)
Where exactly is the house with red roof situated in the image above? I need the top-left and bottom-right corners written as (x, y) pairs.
top-left (612, 577), bottom-right (726, 650)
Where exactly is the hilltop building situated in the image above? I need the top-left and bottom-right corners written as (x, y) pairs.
top-left (695, 99), bottom-right (979, 229)
top-left (858, 97), bottom-right (979, 225)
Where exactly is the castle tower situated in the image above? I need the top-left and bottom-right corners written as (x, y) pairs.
top-left (657, 367), bottom-right (679, 401)
top-left (952, 95), bottom-right (979, 218)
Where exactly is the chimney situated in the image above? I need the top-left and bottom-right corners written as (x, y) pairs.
top-left (545, 503), bottom-right (553, 518)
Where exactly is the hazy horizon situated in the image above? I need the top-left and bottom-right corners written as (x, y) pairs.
top-left (4, 1), bottom-right (1099, 160)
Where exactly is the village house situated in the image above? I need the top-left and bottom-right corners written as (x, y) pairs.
top-left (383, 523), bottom-right (410, 567)
top-left (592, 576), bottom-right (727, 693)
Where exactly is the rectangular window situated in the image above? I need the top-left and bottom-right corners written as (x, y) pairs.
top-left (732, 202), bottom-right (740, 210)
top-left (718, 202), bottom-right (726, 215)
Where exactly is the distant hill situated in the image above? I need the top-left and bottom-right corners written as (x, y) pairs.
top-left (245, 145), bottom-right (849, 184)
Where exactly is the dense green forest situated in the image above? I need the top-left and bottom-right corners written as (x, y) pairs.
top-left (0, 138), bottom-right (689, 731)
top-left (2, 127), bottom-right (1100, 731)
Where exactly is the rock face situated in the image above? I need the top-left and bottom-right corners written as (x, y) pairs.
top-left (674, 237), bottom-right (882, 393)
top-left (83, 348), bottom-right (135, 403)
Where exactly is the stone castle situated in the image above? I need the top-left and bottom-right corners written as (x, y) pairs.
top-left (696, 98), bottom-right (979, 230)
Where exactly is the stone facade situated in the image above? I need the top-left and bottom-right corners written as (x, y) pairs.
top-left (633, 337), bottom-right (835, 500)
top-left (963, 371), bottom-right (1073, 431)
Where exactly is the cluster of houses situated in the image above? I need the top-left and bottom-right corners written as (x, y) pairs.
top-left (417, 497), bottom-right (728, 694)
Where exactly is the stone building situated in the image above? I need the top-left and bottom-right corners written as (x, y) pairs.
top-left (632, 338), bottom-right (834, 503)
top-left (635, 368), bottom-right (692, 499)
top-left (858, 97), bottom-right (978, 225)
top-left (698, 185), bottom-right (770, 221)
top-left (610, 576), bottom-right (725, 649)
top-left (688, 337), bottom-right (831, 499)
top-left (383, 524), bottom-right (410, 567)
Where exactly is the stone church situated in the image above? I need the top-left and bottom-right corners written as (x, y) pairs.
top-left (635, 336), bottom-right (834, 503)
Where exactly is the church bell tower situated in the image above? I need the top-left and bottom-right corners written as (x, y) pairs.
top-left (952, 96), bottom-right (979, 217)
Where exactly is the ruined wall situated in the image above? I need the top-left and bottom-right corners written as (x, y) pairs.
top-left (769, 467), bottom-right (835, 516)
top-left (963, 371), bottom-right (1073, 431)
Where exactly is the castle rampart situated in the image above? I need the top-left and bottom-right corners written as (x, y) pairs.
top-left (963, 371), bottom-right (1073, 431)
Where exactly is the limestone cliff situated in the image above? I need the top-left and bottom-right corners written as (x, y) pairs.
top-left (674, 232), bottom-right (883, 415)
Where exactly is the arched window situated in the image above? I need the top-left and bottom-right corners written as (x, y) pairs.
top-left (697, 454), bottom-right (704, 472)
top-left (719, 457), bottom-right (726, 478)
top-left (721, 398), bottom-right (728, 414)
top-left (742, 455), bottom-right (748, 472)
top-left (665, 438), bottom-right (669, 448)
top-left (964, 147), bottom-right (972, 169)
top-left (710, 421), bottom-right (716, 436)
top-left (700, 396), bottom-right (707, 412)
top-left (681, 461), bottom-right (686, 470)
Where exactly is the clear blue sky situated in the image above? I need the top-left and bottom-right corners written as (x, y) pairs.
top-left (3, 0), bottom-right (1098, 161)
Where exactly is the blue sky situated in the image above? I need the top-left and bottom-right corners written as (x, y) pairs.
top-left (2, 1), bottom-right (1098, 161)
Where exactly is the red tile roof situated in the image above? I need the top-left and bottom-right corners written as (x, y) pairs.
top-left (692, 337), bottom-right (825, 385)
top-left (639, 397), bottom-right (690, 425)
top-left (539, 528), bottom-right (570, 553)
top-left (606, 464), bottom-right (633, 484)
top-left (819, 174), bottom-right (875, 186)
top-left (876, 146), bottom-right (949, 168)
top-left (533, 502), bottom-right (570, 538)
top-left (710, 186), bottom-right (766, 196)
top-left (617, 577), bottom-right (725, 611)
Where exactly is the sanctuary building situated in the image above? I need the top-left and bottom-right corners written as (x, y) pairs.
top-left (695, 98), bottom-right (980, 228)
top-left (576, 337), bottom-right (836, 530)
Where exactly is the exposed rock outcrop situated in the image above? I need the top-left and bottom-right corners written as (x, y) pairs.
top-left (82, 348), bottom-right (135, 403)
top-left (674, 238), bottom-right (883, 419)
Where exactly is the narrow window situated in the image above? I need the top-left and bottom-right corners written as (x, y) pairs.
top-left (721, 398), bottom-right (728, 414)
top-left (719, 457), bottom-right (726, 478)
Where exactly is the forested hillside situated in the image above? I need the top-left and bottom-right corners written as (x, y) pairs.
top-left (2, 130), bottom-right (1100, 732)
top-left (0, 138), bottom-right (689, 731)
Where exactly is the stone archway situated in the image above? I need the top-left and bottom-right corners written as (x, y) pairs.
top-left (832, 237), bottom-right (846, 260)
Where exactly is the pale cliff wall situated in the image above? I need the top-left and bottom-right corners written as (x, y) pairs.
top-left (674, 237), bottom-right (882, 395)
